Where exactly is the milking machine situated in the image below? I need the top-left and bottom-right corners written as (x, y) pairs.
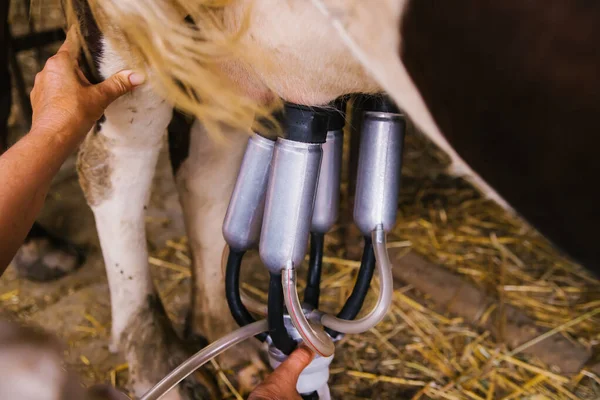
top-left (139, 95), bottom-right (405, 400)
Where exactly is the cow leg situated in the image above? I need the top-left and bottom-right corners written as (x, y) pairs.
top-left (172, 119), bottom-right (266, 391)
top-left (77, 38), bottom-right (218, 400)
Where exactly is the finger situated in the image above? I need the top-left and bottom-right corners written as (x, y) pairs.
top-left (93, 69), bottom-right (146, 107)
top-left (57, 26), bottom-right (80, 59)
top-left (76, 67), bottom-right (91, 85)
top-left (269, 346), bottom-right (314, 385)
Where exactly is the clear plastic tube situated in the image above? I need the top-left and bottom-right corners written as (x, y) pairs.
top-left (139, 320), bottom-right (268, 400)
top-left (282, 268), bottom-right (335, 357)
top-left (320, 226), bottom-right (393, 334)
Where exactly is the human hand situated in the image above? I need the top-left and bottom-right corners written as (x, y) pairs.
top-left (30, 26), bottom-right (145, 141)
top-left (249, 346), bottom-right (314, 400)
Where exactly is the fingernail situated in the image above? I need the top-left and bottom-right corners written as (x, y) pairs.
top-left (128, 72), bottom-right (146, 86)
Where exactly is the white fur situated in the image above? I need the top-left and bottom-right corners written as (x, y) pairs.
top-left (176, 120), bottom-right (248, 342)
top-left (92, 144), bottom-right (161, 350)
top-left (88, 39), bottom-right (183, 400)
top-left (93, 39), bottom-right (173, 351)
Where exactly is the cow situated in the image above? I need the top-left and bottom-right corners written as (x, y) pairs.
top-left (66, 0), bottom-right (600, 398)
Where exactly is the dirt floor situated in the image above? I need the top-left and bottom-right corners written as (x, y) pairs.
top-left (2, 1), bottom-right (600, 399)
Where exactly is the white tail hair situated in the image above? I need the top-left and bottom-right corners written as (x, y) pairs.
top-left (63, 0), bottom-right (283, 139)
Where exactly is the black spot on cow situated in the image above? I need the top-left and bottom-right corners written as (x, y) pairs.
top-left (92, 115), bottom-right (105, 136)
top-left (71, 0), bottom-right (103, 84)
top-left (167, 109), bottom-right (193, 176)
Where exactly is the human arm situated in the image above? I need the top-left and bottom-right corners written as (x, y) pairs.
top-left (0, 28), bottom-right (144, 272)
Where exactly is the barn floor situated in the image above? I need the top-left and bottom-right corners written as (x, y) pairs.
top-left (2, 2), bottom-right (600, 399)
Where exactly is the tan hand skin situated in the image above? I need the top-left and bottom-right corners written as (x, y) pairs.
top-left (249, 346), bottom-right (315, 400)
top-left (0, 27), bottom-right (317, 400)
top-left (0, 27), bottom-right (144, 272)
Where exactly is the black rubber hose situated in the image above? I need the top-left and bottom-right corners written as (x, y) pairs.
top-left (325, 236), bottom-right (376, 338)
top-left (268, 272), bottom-right (297, 355)
top-left (225, 249), bottom-right (267, 342)
top-left (303, 232), bottom-right (324, 309)
top-left (301, 391), bottom-right (319, 400)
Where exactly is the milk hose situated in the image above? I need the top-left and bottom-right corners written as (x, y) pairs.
top-left (139, 320), bottom-right (268, 400)
top-left (282, 266), bottom-right (336, 357)
top-left (281, 226), bottom-right (392, 355)
top-left (320, 226), bottom-right (393, 334)
top-left (324, 235), bottom-right (376, 338)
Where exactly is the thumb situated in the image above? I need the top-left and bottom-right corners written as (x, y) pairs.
top-left (94, 70), bottom-right (146, 107)
top-left (270, 346), bottom-right (314, 386)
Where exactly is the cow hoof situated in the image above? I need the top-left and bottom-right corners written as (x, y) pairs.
top-left (214, 339), bottom-right (269, 395)
top-left (227, 351), bottom-right (269, 395)
top-left (124, 295), bottom-right (220, 400)
top-left (12, 236), bottom-right (85, 282)
top-left (184, 328), bottom-right (267, 395)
